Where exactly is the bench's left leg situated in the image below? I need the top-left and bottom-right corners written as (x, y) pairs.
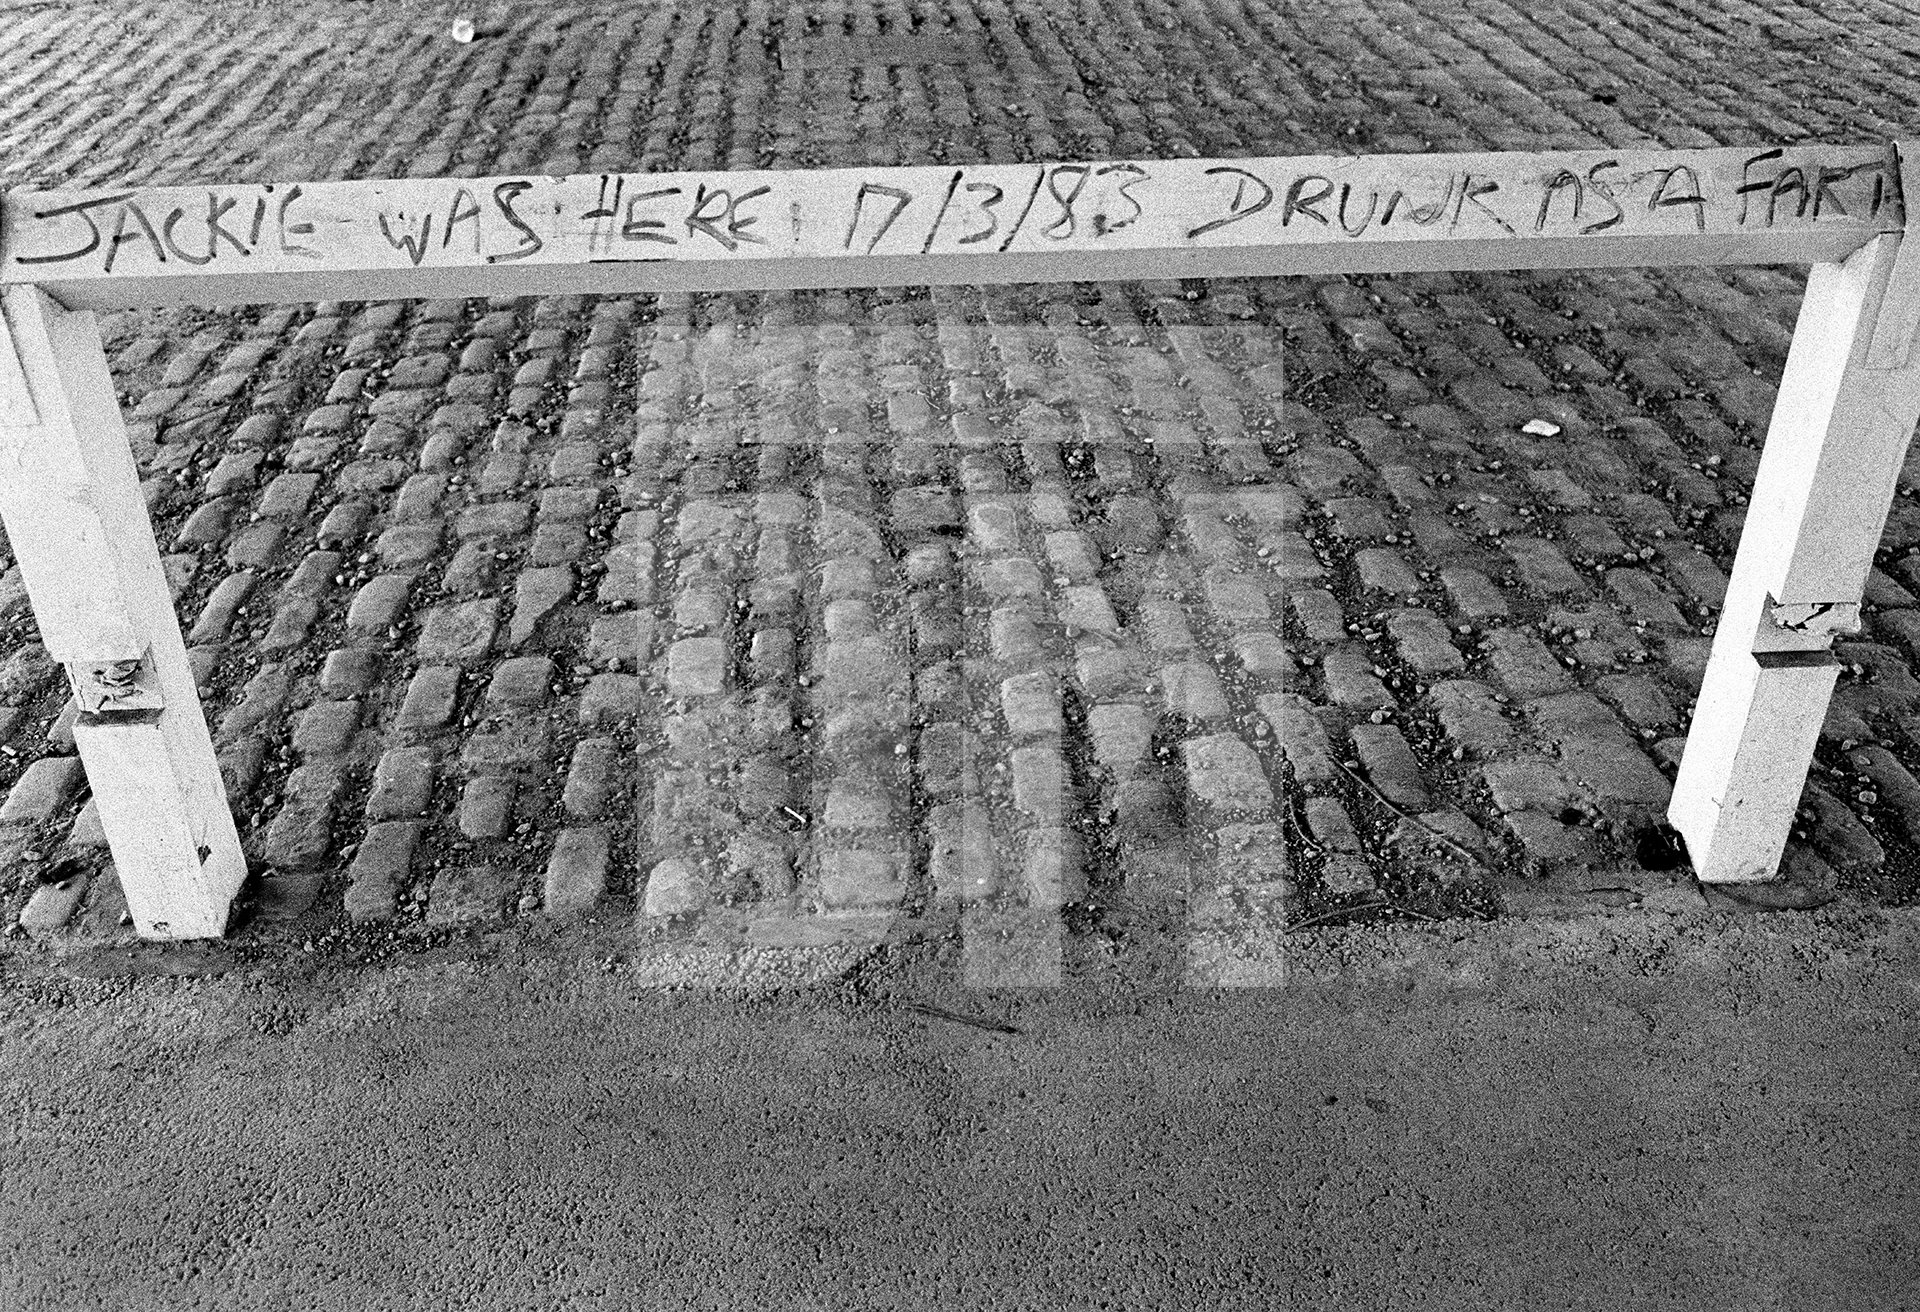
top-left (0, 287), bottom-right (246, 937)
top-left (1671, 230), bottom-right (1920, 883)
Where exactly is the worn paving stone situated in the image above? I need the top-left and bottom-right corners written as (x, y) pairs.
top-left (346, 576), bottom-right (412, 634)
top-left (426, 864), bottom-right (514, 925)
top-left (818, 850), bottom-right (905, 910)
top-left (345, 821), bottom-right (421, 924)
top-left (666, 637), bottom-right (728, 698)
top-left (459, 776), bottom-right (516, 840)
top-left (562, 738), bottom-right (616, 819)
top-left (642, 856), bottom-right (707, 918)
top-left (544, 826), bottom-right (611, 916)
top-left (415, 600), bottom-right (499, 665)
top-left (261, 763), bottom-right (346, 871)
top-left (18, 865), bottom-right (90, 939)
top-left (1183, 735), bottom-right (1274, 816)
top-left (366, 746), bottom-right (436, 820)
top-left (0, 758), bottom-right (85, 826)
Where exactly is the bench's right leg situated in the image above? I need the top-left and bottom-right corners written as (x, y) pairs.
top-left (1670, 233), bottom-right (1920, 882)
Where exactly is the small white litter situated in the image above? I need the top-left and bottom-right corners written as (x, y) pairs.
top-left (450, 16), bottom-right (507, 42)
top-left (1521, 418), bottom-right (1562, 437)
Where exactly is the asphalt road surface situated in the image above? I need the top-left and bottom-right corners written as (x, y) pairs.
top-left (5, 909), bottom-right (1918, 1311)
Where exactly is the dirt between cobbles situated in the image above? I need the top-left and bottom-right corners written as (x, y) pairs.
top-left (3, 904), bottom-right (1917, 1312)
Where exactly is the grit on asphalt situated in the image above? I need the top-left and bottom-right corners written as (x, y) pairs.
top-left (4, 912), bottom-right (1919, 1311)
top-left (2, 0), bottom-right (1920, 1306)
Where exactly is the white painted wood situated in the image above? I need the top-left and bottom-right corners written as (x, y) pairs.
top-left (1671, 233), bottom-right (1920, 882)
top-left (0, 290), bottom-right (144, 658)
top-left (0, 287), bottom-right (245, 937)
top-left (72, 716), bottom-right (237, 938)
top-left (0, 142), bottom-right (1909, 917)
top-left (1, 145), bottom-right (1899, 308)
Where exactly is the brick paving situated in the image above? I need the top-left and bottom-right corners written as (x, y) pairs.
top-left (5, 0), bottom-right (1920, 969)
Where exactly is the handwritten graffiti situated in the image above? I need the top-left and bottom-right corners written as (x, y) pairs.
top-left (2, 146), bottom-right (1899, 282)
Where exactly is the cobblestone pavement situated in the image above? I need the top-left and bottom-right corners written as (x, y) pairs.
top-left (3, 0), bottom-right (1920, 977)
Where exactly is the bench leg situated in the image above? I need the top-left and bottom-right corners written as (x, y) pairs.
top-left (0, 287), bottom-right (245, 938)
top-left (1671, 234), bottom-right (1920, 882)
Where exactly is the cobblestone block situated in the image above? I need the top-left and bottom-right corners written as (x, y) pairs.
top-left (367, 746), bottom-right (436, 820)
top-left (1088, 703), bottom-right (1151, 776)
top-left (458, 502), bottom-right (531, 542)
top-left (279, 551), bottom-right (338, 598)
top-left (1000, 672), bottom-right (1062, 739)
top-left (1530, 692), bottom-right (1671, 809)
top-left (1485, 629), bottom-right (1576, 698)
top-left (1594, 675), bottom-right (1677, 736)
top-left (1011, 747), bottom-right (1068, 823)
top-left (1158, 661), bottom-right (1230, 722)
top-left (1354, 548), bottom-right (1423, 597)
top-left (426, 864), bottom-right (514, 925)
top-left (0, 757), bottom-right (84, 825)
top-left (459, 776), bottom-right (516, 840)
top-left (544, 826), bottom-right (610, 916)
top-left (499, 568), bottom-right (569, 648)
top-left (416, 600), bottom-right (499, 665)
top-left (259, 597), bottom-right (321, 654)
top-left (175, 498), bottom-right (236, 548)
top-left (1439, 567), bottom-right (1512, 620)
top-left (19, 864), bottom-right (89, 939)
top-left (290, 700), bottom-right (359, 760)
top-left (929, 801), bottom-right (997, 902)
top-left (312, 653), bottom-right (373, 705)
top-left (1257, 693), bottom-right (1337, 784)
top-left (1659, 548), bottom-right (1729, 609)
top-left (1350, 724), bottom-right (1433, 813)
top-left (976, 557), bottom-right (1044, 598)
top-left (205, 451), bottom-right (262, 498)
top-left (588, 613), bottom-right (652, 667)
top-left (346, 575), bottom-right (412, 634)
top-left (1505, 538), bottom-right (1588, 596)
top-left (1304, 797), bottom-right (1374, 896)
top-left (1387, 609), bottom-right (1466, 675)
top-left (1184, 735), bottom-right (1273, 816)
top-left (578, 674), bottom-right (641, 728)
top-left (1204, 571), bottom-right (1272, 626)
top-left (398, 666), bottom-right (460, 732)
top-left (215, 663), bottom-right (291, 740)
top-left (187, 572), bottom-right (257, 644)
top-left (1482, 757), bottom-right (1580, 816)
top-left (666, 637), bottom-right (728, 698)
top-left (316, 502), bottom-right (371, 548)
top-left (1427, 680), bottom-right (1516, 759)
top-left (486, 656), bottom-right (555, 706)
top-left (345, 821), bottom-right (421, 924)
top-left (262, 762), bottom-right (346, 871)
top-left (376, 523), bottom-right (444, 570)
top-left (642, 856), bottom-right (707, 917)
top-left (1288, 590), bottom-right (1346, 644)
top-left (1217, 820), bottom-right (1291, 888)
top-left (562, 738), bottom-right (616, 819)
top-left (461, 714), bottom-right (550, 772)
top-left (818, 850), bottom-right (904, 910)
top-left (1318, 646), bottom-right (1394, 711)
top-left (539, 487), bottom-right (600, 522)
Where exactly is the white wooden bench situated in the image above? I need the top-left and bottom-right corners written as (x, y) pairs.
top-left (3, 143), bottom-right (1915, 936)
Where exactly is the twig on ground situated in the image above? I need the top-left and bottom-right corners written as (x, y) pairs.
top-left (1286, 789), bottom-right (1325, 853)
top-left (1284, 900), bottom-right (1441, 933)
top-left (905, 1003), bottom-right (1022, 1036)
top-left (1331, 759), bottom-right (1489, 869)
